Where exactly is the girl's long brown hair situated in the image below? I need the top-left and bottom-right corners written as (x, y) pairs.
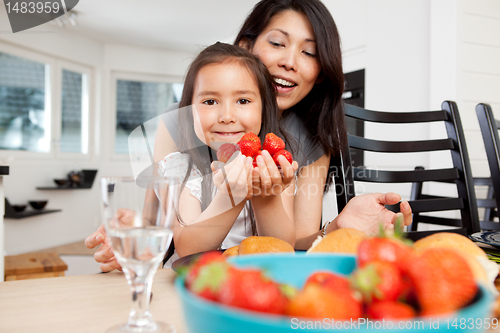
top-left (176, 42), bottom-right (296, 236)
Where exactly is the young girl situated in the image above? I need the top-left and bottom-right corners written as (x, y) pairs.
top-left (158, 42), bottom-right (297, 263)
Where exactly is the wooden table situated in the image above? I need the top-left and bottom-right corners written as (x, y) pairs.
top-left (0, 269), bottom-right (187, 333)
top-left (2, 266), bottom-right (500, 333)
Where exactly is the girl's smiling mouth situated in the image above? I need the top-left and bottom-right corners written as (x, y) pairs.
top-left (214, 131), bottom-right (245, 138)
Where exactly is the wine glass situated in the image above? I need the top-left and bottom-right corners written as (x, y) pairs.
top-left (100, 176), bottom-right (178, 333)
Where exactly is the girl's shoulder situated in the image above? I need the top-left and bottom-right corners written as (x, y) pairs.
top-left (157, 152), bottom-right (203, 202)
top-left (158, 152), bottom-right (202, 178)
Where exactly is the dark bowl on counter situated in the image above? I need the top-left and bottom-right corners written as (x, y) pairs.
top-left (54, 179), bottom-right (69, 187)
top-left (11, 204), bottom-right (27, 212)
top-left (29, 200), bottom-right (48, 210)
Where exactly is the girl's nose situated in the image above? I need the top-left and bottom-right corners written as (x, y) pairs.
top-left (218, 103), bottom-right (237, 123)
top-left (277, 47), bottom-right (298, 72)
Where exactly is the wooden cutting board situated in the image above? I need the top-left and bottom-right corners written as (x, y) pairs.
top-left (4, 252), bottom-right (68, 281)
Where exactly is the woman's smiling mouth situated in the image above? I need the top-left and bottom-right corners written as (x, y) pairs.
top-left (273, 77), bottom-right (297, 94)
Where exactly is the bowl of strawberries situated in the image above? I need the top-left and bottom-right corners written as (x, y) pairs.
top-left (175, 246), bottom-right (494, 333)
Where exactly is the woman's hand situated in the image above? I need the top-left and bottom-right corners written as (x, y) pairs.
top-left (212, 153), bottom-right (253, 204)
top-left (334, 193), bottom-right (412, 235)
top-left (252, 150), bottom-right (299, 197)
top-left (84, 224), bottom-right (122, 272)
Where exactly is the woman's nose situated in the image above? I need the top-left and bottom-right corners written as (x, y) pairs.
top-left (218, 103), bottom-right (237, 123)
top-left (278, 47), bottom-right (298, 71)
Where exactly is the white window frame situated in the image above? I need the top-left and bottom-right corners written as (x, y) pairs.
top-left (110, 71), bottom-right (183, 161)
top-left (55, 60), bottom-right (93, 160)
top-left (0, 41), bottom-right (94, 160)
top-left (0, 41), bottom-right (55, 160)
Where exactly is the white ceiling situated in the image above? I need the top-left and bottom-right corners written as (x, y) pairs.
top-left (60, 0), bottom-right (260, 52)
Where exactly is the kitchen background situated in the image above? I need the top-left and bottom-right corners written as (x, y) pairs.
top-left (0, 0), bottom-right (498, 273)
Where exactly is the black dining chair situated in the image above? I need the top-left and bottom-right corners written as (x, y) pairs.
top-left (335, 101), bottom-right (480, 241)
top-left (475, 103), bottom-right (500, 230)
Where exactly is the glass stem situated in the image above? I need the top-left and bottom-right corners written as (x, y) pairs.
top-left (125, 265), bottom-right (159, 329)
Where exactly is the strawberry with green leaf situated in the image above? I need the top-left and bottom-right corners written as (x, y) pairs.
top-left (357, 218), bottom-right (414, 275)
top-left (350, 261), bottom-right (407, 303)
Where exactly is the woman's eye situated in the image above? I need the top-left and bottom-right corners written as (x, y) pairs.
top-left (202, 99), bottom-right (217, 105)
top-left (303, 51), bottom-right (317, 58)
top-left (269, 41), bottom-right (282, 47)
top-left (237, 99), bottom-right (250, 105)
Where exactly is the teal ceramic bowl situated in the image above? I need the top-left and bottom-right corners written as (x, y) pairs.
top-left (175, 253), bottom-right (494, 333)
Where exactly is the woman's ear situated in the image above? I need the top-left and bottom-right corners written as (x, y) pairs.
top-left (238, 38), bottom-right (251, 51)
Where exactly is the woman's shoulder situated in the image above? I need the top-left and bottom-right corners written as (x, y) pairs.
top-left (282, 110), bottom-right (325, 167)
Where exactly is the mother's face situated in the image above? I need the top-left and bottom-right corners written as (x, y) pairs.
top-left (244, 10), bottom-right (321, 112)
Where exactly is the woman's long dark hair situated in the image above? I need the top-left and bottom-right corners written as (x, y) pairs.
top-left (234, 0), bottom-right (347, 190)
top-left (176, 42), bottom-right (295, 235)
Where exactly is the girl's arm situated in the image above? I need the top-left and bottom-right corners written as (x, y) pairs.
top-left (172, 190), bottom-right (247, 257)
top-left (173, 155), bottom-right (254, 257)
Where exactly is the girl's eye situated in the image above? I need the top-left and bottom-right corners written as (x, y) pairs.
top-left (202, 99), bottom-right (217, 106)
top-left (237, 99), bottom-right (250, 105)
top-left (269, 41), bottom-right (282, 47)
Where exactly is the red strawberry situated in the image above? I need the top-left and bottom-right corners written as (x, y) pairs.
top-left (305, 271), bottom-right (351, 291)
top-left (350, 261), bottom-right (406, 303)
top-left (272, 150), bottom-right (293, 166)
top-left (218, 268), bottom-right (289, 314)
top-left (263, 133), bottom-right (285, 156)
top-left (286, 284), bottom-right (362, 319)
top-left (187, 259), bottom-right (230, 301)
top-left (366, 301), bottom-right (416, 320)
top-left (185, 251), bottom-right (226, 288)
top-left (237, 140), bottom-right (261, 158)
top-left (406, 248), bottom-right (478, 316)
top-left (217, 143), bottom-right (240, 163)
top-left (252, 150), bottom-right (262, 168)
top-left (357, 223), bottom-right (414, 275)
top-left (239, 132), bottom-right (261, 146)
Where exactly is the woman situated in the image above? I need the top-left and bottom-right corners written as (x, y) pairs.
top-left (233, 0), bottom-right (411, 249)
top-left (86, 0), bottom-right (411, 271)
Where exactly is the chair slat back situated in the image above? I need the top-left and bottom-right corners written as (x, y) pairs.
top-left (338, 101), bottom-right (480, 239)
top-left (475, 103), bottom-right (500, 230)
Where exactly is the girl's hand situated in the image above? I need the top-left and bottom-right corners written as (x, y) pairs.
top-left (212, 153), bottom-right (253, 204)
top-left (252, 150), bottom-right (299, 197)
top-left (335, 193), bottom-right (412, 235)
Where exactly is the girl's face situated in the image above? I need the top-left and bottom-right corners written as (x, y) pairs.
top-left (247, 10), bottom-right (321, 112)
top-left (192, 61), bottom-right (262, 148)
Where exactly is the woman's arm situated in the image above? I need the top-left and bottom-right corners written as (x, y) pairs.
top-left (251, 177), bottom-right (296, 246)
top-left (293, 154), bottom-right (330, 249)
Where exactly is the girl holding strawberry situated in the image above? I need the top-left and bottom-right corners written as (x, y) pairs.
top-left (156, 42), bottom-right (298, 264)
top-left (170, 42), bottom-right (298, 260)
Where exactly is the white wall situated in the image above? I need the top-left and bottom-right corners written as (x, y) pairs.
top-left (325, 0), bottom-right (432, 199)
top-left (324, 0), bottom-right (500, 226)
top-left (0, 18), bottom-right (194, 254)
